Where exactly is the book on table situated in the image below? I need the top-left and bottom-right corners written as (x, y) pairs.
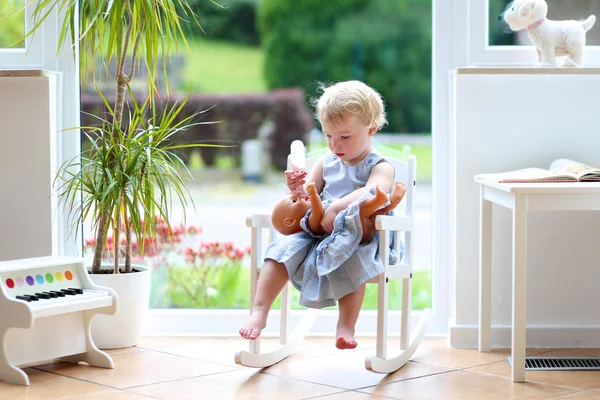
top-left (476, 159), bottom-right (600, 183)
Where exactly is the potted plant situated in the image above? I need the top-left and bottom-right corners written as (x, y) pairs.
top-left (28, 0), bottom-right (220, 348)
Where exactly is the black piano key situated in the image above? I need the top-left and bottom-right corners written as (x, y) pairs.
top-left (68, 288), bottom-right (83, 295)
top-left (50, 290), bottom-right (66, 297)
top-left (61, 289), bottom-right (76, 295)
top-left (16, 295), bottom-right (31, 302)
top-left (43, 291), bottom-right (58, 298)
top-left (23, 295), bottom-right (39, 301)
top-left (35, 293), bottom-right (51, 299)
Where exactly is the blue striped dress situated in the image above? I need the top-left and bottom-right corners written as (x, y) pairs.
top-left (264, 150), bottom-right (402, 309)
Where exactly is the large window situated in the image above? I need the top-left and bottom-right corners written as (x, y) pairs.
top-left (81, 1), bottom-right (435, 335)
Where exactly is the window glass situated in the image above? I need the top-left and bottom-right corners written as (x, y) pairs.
top-left (82, 0), bottom-right (433, 314)
top-left (489, 0), bottom-right (600, 46)
top-left (0, 1), bottom-right (25, 49)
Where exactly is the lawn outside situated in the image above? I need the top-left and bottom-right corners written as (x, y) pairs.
top-left (180, 38), bottom-right (266, 94)
top-left (149, 263), bottom-right (431, 311)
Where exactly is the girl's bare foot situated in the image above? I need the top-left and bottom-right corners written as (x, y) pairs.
top-left (335, 323), bottom-right (358, 349)
top-left (239, 308), bottom-right (268, 340)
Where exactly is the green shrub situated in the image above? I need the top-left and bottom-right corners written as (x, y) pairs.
top-left (489, 0), bottom-right (516, 45)
top-left (258, 0), bottom-right (432, 133)
top-left (178, 0), bottom-right (260, 45)
top-left (81, 89), bottom-right (314, 170)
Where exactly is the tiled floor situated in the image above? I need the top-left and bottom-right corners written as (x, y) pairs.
top-left (3, 337), bottom-right (600, 399)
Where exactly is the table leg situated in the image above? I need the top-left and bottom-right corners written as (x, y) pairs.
top-left (512, 194), bottom-right (527, 382)
top-left (479, 186), bottom-right (492, 352)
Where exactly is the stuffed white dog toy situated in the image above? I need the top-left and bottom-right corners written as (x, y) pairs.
top-left (503, 0), bottom-right (595, 67)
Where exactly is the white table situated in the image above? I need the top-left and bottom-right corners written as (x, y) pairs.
top-left (475, 178), bottom-right (600, 382)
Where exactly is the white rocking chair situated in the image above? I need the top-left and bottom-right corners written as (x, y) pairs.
top-left (235, 152), bottom-right (430, 373)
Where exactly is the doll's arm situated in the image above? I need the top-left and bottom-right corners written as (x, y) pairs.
top-left (306, 182), bottom-right (325, 235)
top-left (359, 182), bottom-right (406, 243)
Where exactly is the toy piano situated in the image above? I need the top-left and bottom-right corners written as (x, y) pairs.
top-left (0, 256), bottom-right (118, 386)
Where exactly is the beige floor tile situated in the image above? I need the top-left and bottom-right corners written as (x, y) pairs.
top-left (535, 349), bottom-right (598, 357)
top-left (138, 336), bottom-right (339, 368)
top-left (262, 348), bottom-right (454, 390)
top-left (569, 349), bottom-right (600, 357)
top-left (549, 391), bottom-right (600, 399)
top-left (411, 338), bottom-right (548, 369)
top-left (306, 391), bottom-right (388, 399)
top-left (37, 350), bottom-right (235, 389)
top-left (13, 338), bottom-right (600, 399)
top-left (127, 369), bottom-right (341, 400)
top-left (304, 336), bottom-right (380, 351)
top-left (57, 390), bottom-right (155, 399)
top-left (103, 347), bottom-right (147, 357)
top-left (0, 368), bottom-right (107, 400)
top-left (360, 370), bottom-right (576, 400)
top-left (466, 351), bottom-right (600, 391)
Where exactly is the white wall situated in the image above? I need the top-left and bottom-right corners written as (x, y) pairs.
top-left (450, 68), bottom-right (600, 348)
top-left (0, 71), bottom-right (57, 261)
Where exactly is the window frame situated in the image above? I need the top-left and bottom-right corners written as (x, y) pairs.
top-left (47, 0), bottom-right (452, 337)
top-left (0, 1), bottom-right (81, 257)
top-left (0, 1), bottom-right (45, 68)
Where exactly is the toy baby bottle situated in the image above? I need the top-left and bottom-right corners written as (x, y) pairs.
top-left (290, 140), bottom-right (306, 174)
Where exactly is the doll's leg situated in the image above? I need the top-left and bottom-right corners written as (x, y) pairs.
top-left (336, 283), bottom-right (366, 349)
top-left (306, 182), bottom-right (326, 235)
top-left (376, 182), bottom-right (407, 215)
top-left (359, 185), bottom-right (388, 217)
top-left (240, 260), bottom-right (290, 340)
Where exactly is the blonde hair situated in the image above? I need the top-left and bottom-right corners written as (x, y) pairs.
top-left (313, 80), bottom-right (387, 130)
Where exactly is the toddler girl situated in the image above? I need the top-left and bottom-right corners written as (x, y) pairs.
top-left (239, 80), bottom-right (396, 349)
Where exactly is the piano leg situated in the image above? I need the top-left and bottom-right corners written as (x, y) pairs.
top-left (57, 310), bottom-right (114, 369)
top-left (0, 329), bottom-right (30, 386)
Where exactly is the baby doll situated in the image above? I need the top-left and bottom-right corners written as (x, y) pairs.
top-left (271, 181), bottom-right (407, 243)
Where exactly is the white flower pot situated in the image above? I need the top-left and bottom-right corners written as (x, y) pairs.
top-left (87, 264), bottom-right (151, 349)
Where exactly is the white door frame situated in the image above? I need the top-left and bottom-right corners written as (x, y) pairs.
top-left (0, 1), bottom-right (81, 257)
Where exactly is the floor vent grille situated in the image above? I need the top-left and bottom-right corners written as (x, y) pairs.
top-left (508, 357), bottom-right (600, 371)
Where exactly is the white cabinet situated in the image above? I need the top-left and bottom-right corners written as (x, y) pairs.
top-left (451, 67), bottom-right (600, 348)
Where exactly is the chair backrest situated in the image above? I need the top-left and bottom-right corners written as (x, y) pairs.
top-left (286, 152), bottom-right (416, 217)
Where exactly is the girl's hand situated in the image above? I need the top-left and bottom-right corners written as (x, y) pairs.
top-left (284, 170), bottom-right (307, 195)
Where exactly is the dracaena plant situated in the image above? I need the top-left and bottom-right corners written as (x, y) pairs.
top-left (56, 92), bottom-right (217, 274)
top-left (27, 0), bottom-right (222, 273)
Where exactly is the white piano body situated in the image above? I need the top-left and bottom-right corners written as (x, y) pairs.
top-left (0, 256), bottom-right (118, 386)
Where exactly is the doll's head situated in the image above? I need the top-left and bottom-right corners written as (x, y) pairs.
top-left (271, 194), bottom-right (311, 235)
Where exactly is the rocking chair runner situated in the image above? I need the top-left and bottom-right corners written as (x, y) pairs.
top-left (235, 152), bottom-right (430, 374)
